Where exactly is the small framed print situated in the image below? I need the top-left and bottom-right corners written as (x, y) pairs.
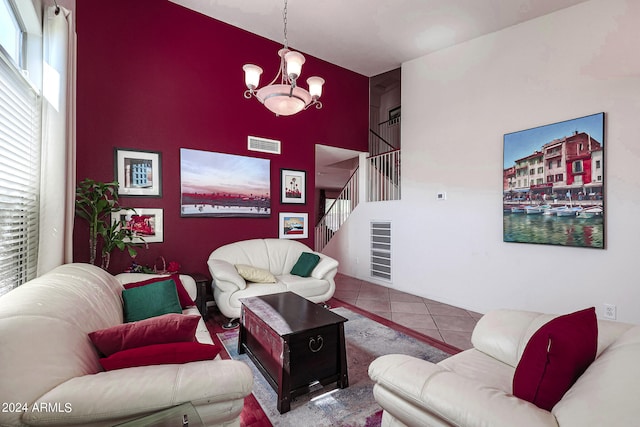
top-left (279, 212), bottom-right (308, 239)
top-left (114, 148), bottom-right (162, 197)
top-left (113, 208), bottom-right (164, 243)
top-left (280, 168), bottom-right (306, 204)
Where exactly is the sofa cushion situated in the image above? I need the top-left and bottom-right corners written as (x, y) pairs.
top-left (99, 342), bottom-right (221, 371)
top-left (513, 307), bottom-right (597, 410)
top-left (89, 313), bottom-right (200, 356)
top-left (122, 279), bottom-right (183, 322)
top-left (290, 252), bottom-right (321, 277)
top-left (124, 274), bottom-right (194, 308)
top-left (235, 264), bottom-right (276, 283)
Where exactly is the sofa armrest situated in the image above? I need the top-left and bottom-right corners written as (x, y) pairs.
top-left (208, 259), bottom-right (246, 291)
top-left (23, 360), bottom-right (253, 425)
top-left (369, 354), bottom-right (557, 427)
top-left (310, 254), bottom-right (339, 280)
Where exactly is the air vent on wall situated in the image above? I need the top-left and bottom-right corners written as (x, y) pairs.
top-left (371, 221), bottom-right (392, 282)
top-left (248, 136), bottom-right (281, 154)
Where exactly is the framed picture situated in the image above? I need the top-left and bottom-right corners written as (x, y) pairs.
top-left (279, 212), bottom-right (308, 239)
top-left (280, 168), bottom-right (306, 204)
top-left (180, 148), bottom-right (271, 217)
top-left (113, 208), bottom-right (164, 243)
top-left (114, 148), bottom-right (162, 197)
top-left (389, 106), bottom-right (401, 122)
top-left (503, 112), bottom-right (604, 249)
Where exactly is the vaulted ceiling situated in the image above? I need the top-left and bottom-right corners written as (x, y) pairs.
top-left (169, 0), bottom-right (590, 77)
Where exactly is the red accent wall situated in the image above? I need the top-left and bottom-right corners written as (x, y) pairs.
top-left (74, 0), bottom-right (369, 275)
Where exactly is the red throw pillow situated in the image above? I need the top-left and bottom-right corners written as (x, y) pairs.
top-left (89, 313), bottom-right (200, 356)
top-left (124, 275), bottom-right (194, 309)
top-left (513, 307), bottom-right (598, 410)
top-left (99, 342), bottom-right (221, 371)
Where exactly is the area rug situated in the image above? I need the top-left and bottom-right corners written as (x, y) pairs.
top-left (217, 307), bottom-right (453, 427)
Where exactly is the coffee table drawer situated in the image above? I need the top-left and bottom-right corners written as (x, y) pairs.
top-left (289, 325), bottom-right (339, 388)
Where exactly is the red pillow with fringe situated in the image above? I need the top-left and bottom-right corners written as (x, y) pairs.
top-left (100, 342), bottom-right (220, 371)
top-left (89, 313), bottom-right (199, 356)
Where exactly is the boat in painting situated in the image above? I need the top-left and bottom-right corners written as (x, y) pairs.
top-left (555, 206), bottom-right (584, 217)
top-left (577, 206), bottom-right (603, 218)
top-left (525, 205), bottom-right (550, 214)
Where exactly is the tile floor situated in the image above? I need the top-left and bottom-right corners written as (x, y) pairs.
top-left (331, 273), bottom-right (482, 350)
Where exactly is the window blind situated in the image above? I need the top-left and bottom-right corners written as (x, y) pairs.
top-left (0, 54), bottom-right (41, 297)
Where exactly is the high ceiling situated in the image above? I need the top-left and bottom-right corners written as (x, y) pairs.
top-left (169, 0), bottom-right (590, 77)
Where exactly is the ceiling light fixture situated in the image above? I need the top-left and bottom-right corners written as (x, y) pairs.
top-left (242, 0), bottom-right (324, 116)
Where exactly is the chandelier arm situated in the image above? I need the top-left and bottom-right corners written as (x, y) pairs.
top-left (303, 99), bottom-right (323, 111)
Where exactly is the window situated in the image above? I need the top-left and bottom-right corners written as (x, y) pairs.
top-left (0, 1), bottom-right (41, 297)
top-left (557, 160), bottom-right (561, 168)
top-left (572, 160), bottom-right (583, 174)
top-left (595, 160), bottom-right (601, 169)
top-left (0, 0), bottom-right (22, 67)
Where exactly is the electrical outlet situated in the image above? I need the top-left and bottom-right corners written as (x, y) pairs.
top-left (603, 304), bottom-right (617, 320)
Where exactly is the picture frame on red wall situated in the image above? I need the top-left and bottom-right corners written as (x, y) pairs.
top-left (114, 148), bottom-right (162, 197)
top-left (279, 212), bottom-right (308, 239)
top-left (280, 168), bottom-right (306, 204)
top-left (112, 208), bottom-right (164, 243)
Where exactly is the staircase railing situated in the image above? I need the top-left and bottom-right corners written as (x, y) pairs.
top-left (368, 149), bottom-right (401, 202)
top-left (314, 167), bottom-right (359, 252)
top-left (369, 117), bottom-right (400, 156)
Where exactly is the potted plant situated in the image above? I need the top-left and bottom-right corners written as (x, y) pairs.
top-left (75, 178), bottom-right (143, 270)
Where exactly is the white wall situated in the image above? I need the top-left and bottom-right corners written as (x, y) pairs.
top-left (325, 0), bottom-right (640, 323)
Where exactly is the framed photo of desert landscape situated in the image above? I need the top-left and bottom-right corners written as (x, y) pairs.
top-left (279, 212), bottom-right (308, 239)
top-left (114, 148), bottom-right (162, 197)
top-left (113, 208), bottom-right (164, 243)
top-left (180, 148), bottom-right (271, 218)
top-left (503, 112), bottom-right (604, 249)
top-left (280, 168), bottom-right (306, 204)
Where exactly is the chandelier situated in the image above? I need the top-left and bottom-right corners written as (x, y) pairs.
top-left (242, 0), bottom-right (324, 116)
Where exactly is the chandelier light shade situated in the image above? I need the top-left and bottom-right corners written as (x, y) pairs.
top-left (243, 0), bottom-right (324, 116)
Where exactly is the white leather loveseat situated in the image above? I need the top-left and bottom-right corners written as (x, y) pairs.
top-left (368, 309), bottom-right (640, 427)
top-left (0, 263), bottom-right (253, 427)
top-left (208, 238), bottom-right (339, 324)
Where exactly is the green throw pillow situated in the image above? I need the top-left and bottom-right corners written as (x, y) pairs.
top-left (290, 252), bottom-right (321, 277)
top-left (122, 279), bottom-right (182, 322)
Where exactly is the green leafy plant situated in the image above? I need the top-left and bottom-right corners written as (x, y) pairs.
top-left (75, 178), bottom-right (143, 270)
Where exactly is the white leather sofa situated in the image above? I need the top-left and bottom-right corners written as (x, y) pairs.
top-left (0, 263), bottom-right (253, 427)
top-left (368, 309), bottom-right (640, 427)
top-left (207, 238), bottom-right (339, 323)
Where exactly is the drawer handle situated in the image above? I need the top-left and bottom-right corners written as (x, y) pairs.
top-left (309, 335), bottom-right (324, 353)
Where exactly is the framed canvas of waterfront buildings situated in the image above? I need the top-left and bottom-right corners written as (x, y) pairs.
top-left (503, 113), bottom-right (605, 248)
top-left (179, 148), bottom-right (271, 218)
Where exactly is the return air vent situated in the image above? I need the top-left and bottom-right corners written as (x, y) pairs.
top-left (248, 136), bottom-right (281, 154)
top-left (371, 221), bottom-right (392, 282)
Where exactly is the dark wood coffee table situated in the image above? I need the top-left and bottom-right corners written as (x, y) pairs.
top-left (238, 292), bottom-right (348, 414)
